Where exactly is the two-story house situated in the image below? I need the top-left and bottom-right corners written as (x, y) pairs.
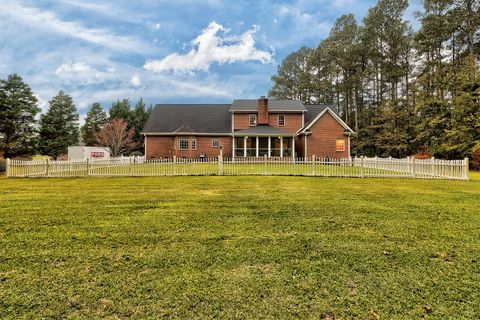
top-left (142, 97), bottom-right (354, 159)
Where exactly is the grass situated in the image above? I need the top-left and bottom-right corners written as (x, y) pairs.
top-left (1, 173), bottom-right (479, 319)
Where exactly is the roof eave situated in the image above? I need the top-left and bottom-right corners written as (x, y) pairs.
top-left (142, 132), bottom-right (231, 136)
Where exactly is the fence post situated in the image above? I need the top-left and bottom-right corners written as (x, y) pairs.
top-left (218, 148), bottom-right (223, 176)
top-left (312, 155), bottom-right (315, 176)
top-left (129, 157), bottom-right (133, 177)
top-left (45, 159), bottom-right (50, 177)
top-left (464, 158), bottom-right (469, 180)
top-left (411, 157), bottom-right (416, 178)
top-left (86, 158), bottom-right (91, 176)
top-left (361, 156), bottom-right (365, 178)
top-left (5, 158), bottom-right (10, 178)
top-left (173, 156), bottom-right (177, 175)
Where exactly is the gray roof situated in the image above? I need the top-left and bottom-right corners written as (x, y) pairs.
top-left (304, 104), bottom-right (339, 124)
top-left (231, 99), bottom-right (306, 112)
top-left (143, 104), bottom-right (231, 134)
top-left (233, 125), bottom-right (295, 136)
top-left (142, 102), bottom-right (345, 135)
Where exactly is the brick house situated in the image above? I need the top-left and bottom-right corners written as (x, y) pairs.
top-left (142, 97), bottom-right (354, 159)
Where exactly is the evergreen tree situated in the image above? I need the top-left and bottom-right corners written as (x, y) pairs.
top-left (81, 103), bottom-right (107, 146)
top-left (268, 0), bottom-right (479, 161)
top-left (0, 74), bottom-right (40, 158)
top-left (38, 91), bottom-right (79, 159)
top-left (109, 99), bottom-right (132, 124)
top-left (130, 98), bottom-right (151, 152)
top-left (269, 47), bottom-right (315, 103)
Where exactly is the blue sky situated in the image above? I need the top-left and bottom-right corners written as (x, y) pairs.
top-left (0, 0), bottom-right (422, 120)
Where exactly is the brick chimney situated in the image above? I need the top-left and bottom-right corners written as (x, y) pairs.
top-left (257, 96), bottom-right (268, 124)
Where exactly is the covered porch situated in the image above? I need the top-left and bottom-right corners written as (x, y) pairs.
top-left (232, 125), bottom-right (296, 158)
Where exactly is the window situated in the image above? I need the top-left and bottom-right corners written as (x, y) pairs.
top-left (278, 114), bottom-right (285, 126)
top-left (212, 138), bottom-right (220, 148)
top-left (179, 139), bottom-right (189, 150)
top-left (249, 114), bottom-right (257, 126)
top-left (336, 138), bottom-right (345, 152)
top-left (191, 139), bottom-right (197, 150)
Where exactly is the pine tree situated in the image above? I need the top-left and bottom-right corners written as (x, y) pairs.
top-left (269, 47), bottom-right (315, 103)
top-left (81, 103), bottom-right (107, 146)
top-left (130, 98), bottom-right (151, 152)
top-left (109, 99), bottom-right (132, 124)
top-left (0, 74), bottom-right (40, 158)
top-left (38, 91), bottom-right (79, 159)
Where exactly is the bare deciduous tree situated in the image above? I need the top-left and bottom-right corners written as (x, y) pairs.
top-left (95, 119), bottom-right (137, 157)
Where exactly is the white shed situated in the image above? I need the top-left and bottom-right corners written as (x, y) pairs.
top-left (68, 146), bottom-right (111, 161)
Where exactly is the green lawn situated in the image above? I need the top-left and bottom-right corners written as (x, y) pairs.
top-left (1, 173), bottom-right (479, 319)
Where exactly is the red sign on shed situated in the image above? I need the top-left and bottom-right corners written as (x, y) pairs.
top-left (91, 152), bottom-right (104, 158)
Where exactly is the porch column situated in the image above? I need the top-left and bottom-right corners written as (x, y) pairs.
top-left (244, 136), bottom-right (247, 157)
top-left (280, 136), bottom-right (284, 158)
top-left (292, 137), bottom-right (295, 160)
top-left (268, 137), bottom-right (271, 157)
top-left (232, 137), bottom-right (235, 158)
top-left (256, 136), bottom-right (259, 157)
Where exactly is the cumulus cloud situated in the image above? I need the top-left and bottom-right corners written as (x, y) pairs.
top-left (144, 21), bottom-right (273, 73)
top-left (130, 74), bottom-right (142, 87)
top-left (55, 61), bottom-right (115, 85)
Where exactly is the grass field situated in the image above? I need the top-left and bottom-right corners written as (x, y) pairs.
top-left (1, 173), bottom-right (479, 318)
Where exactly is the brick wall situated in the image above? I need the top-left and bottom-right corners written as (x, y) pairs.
top-left (145, 136), bottom-right (175, 159)
top-left (146, 135), bottom-right (232, 159)
top-left (233, 113), bottom-right (303, 132)
top-left (295, 136), bottom-right (305, 157)
top-left (233, 114), bottom-right (252, 130)
top-left (305, 112), bottom-right (349, 159)
top-left (257, 97), bottom-right (268, 124)
top-left (268, 113), bottom-right (303, 132)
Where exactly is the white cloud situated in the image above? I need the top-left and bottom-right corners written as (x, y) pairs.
top-left (143, 21), bottom-right (273, 73)
top-left (55, 61), bottom-right (115, 85)
top-left (130, 74), bottom-right (142, 87)
top-left (0, 0), bottom-right (150, 53)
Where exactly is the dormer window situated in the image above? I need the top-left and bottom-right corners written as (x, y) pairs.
top-left (249, 114), bottom-right (257, 126)
top-left (278, 114), bottom-right (285, 126)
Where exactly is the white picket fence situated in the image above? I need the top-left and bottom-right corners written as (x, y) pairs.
top-left (5, 156), bottom-right (469, 180)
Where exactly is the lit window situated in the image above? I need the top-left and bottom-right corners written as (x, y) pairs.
top-left (249, 114), bottom-right (257, 126)
top-left (179, 139), bottom-right (189, 150)
top-left (336, 138), bottom-right (345, 152)
top-left (278, 114), bottom-right (285, 126)
top-left (191, 139), bottom-right (197, 150)
top-left (212, 138), bottom-right (220, 148)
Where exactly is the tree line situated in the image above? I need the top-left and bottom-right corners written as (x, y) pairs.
top-left (0, 74), bottom-right (152, 159)
top-left (269, 0), bottom-right (480, 167)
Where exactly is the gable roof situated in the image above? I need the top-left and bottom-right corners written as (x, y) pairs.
top-left (231, 99), bottom-right (306, 112)
top-left (304, 104), bottom-right (339, 123)
top-left (299, 106), bottom-right (354, 133)
top-left (143, 104), bottom-right (231, 134)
